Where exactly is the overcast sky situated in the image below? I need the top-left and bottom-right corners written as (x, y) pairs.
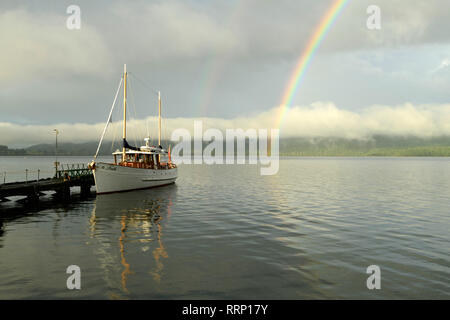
top-left (1, 0), bottom-right (450, 146)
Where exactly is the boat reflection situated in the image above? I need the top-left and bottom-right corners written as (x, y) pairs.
top-left (88, 184), bottom-right (176, 296)
top-left (119, 215), bottom-right (132, 293)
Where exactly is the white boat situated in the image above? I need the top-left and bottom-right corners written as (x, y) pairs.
top-left (90, 64), bottom-right (178, 194)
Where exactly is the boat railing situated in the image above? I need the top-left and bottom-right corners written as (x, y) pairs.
top-left (118, 161), bottom-right (176, 170)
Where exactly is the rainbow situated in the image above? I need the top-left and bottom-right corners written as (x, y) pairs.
top-left (276, 0), bottom-right (350, 128)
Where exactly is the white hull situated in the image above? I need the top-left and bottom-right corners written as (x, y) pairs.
top-left (93, 162), bottom-right (177, 194)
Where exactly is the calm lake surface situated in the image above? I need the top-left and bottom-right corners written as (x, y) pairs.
top-left (0, 156), bottom-right (449, 299)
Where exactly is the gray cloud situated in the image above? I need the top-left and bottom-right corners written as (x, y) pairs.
top-left (1, 0), bottom-right (450, 129)
top-left (0, 9), bottom-right (112, 84)
top-left (323, 0), bottom-right (450, 52)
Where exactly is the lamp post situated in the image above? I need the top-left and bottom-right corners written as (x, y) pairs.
top-left (53, 129), bottom-right (59, 177)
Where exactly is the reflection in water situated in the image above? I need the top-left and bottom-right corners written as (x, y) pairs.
top-left (88, 185), bottom-right (176, 296)
top-left (119, 215), bottom-right (132, 293)
top-left (150, 221), bottom-right (168, 283)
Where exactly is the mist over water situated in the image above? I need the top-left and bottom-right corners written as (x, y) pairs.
top-left (0, 157), bottom-right (449, 299)
top-left (4, 103), bottom-right (450, 147)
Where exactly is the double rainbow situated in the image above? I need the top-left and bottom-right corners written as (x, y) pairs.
top-left (276, 0), bottom-right (350, 129)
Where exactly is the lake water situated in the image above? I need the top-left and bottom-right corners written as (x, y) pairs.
top-left (0, 156), bottom-right (449, 299)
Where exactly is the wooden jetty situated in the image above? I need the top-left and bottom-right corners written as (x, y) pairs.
top-left (0, 163), bottom-right (94, 202)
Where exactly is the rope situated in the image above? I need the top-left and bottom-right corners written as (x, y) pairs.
top-left (128, 77), bottom-right (144, 147)
top-left (115, 72), bottom-right (166, 148)
top-left (94, 77), bottom-right (123, 160)
top-left (110, 92), bottom-right (121, 153)
top-left (128, 72), bottom-right (159, 96)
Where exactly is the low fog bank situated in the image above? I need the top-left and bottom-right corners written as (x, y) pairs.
top-left (2, 102), bottom-right (450, 149)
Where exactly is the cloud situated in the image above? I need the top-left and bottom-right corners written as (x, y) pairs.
top-left (107, 1), bottom-right (240, 61)
top-left (3, 0), bottom-right (450, 77)
top-left (111, 0), bottom-right (450, 60)
top-left (431, 58), bottom-right (450, 73)
top-left (2, 102), bottom-right (450, 148)
top-left (322, 0), bottom-right (450, 53)
top-left (1, 1), bottom-right (450, 128)
top-left (254, 102), bottom-right (450, 139)
top-left (0, 9), bottom-right (112, 83)
top-left (103, 0), bottom-right (450, 64)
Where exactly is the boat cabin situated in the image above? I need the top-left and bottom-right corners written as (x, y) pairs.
top-left (112, 146), bottom-right (173, 170)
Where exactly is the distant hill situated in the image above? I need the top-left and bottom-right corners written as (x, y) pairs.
top-left (0, 141), bottom-right (103, 156)
top-left (0, 141), bottom-right (108, 156)
top-left (25, 141), bottom-right (115, 156)
top-left (279, 135), bottom-right (450, 156)
top-left (0, 140), bottom-right (172, 156)
top-left (2, 135), bottom-right (450, 156)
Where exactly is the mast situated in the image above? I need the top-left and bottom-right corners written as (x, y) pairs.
top-left (158, 91), bottom-right (161, 146)
top-left (122, 64), bottom-right (127, 162)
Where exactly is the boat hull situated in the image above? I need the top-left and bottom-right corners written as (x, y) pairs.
top-left (93, 162), bottom-right (177, 194)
